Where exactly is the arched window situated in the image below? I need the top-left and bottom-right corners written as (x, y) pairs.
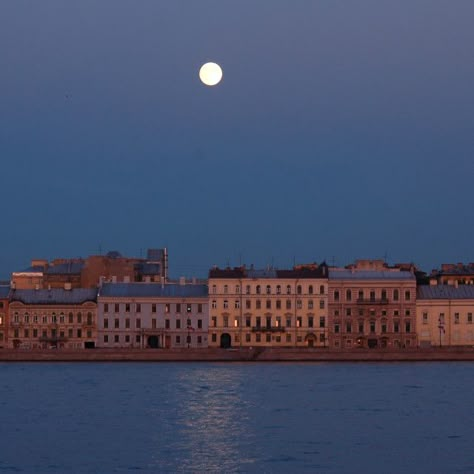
top-left (246, 285), bottom-right (251, 294)
top-left (381, 289), bottom-right (387, 301)
top-left (297, 285), bottom-right (302, 295)
top-left (256, 285), bottom-right (261, 294)
top-left (235, 285), bottom-right (240, 294)
top-left (286, 285), bottom-right (292, 295)
top-left (346, 289), bottom-right (352, 301)
top-left (87, 312), bottom-right (93, 325)
top-left (77, 312), bottom-right (82, 324)
top-left (394, 289), bottom-right (399, 301)
top-left (276, 285), bottom-right (281, 294)
top-left (320, 285), bottom-right (325, 295)
top-left (266, 285), bottom-right (271, 295)
top-left (212, 285), bottom-right (217, 294)
top-left (68, 312), bottom-right (74, 324)
top-left (308, 285), bottom-right (314, 295)
top-left (334, 290), bottom-right (340, 301)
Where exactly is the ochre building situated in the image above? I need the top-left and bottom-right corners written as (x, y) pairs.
top-left (8, 288), bottom-right (97, 349)
top-left (417, 284), bottom-right (474, 347)
top-left (208, 264), bottom-right (329, 348)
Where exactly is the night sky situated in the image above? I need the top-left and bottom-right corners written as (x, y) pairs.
top-left (1, 1), bottom-right (473, 278)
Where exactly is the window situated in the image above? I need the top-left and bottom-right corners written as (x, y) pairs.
top-left (246, 285), bottom-right (251, 294)
top-left (369, 290), bottom-right (375, 301)
top-left (256, 333), bottom-right (261, 343)
top-left (87, 312), bottom-right (93, 325)
top-left (197, 319), bottom-right (202, 329)
top-left (114, 335), bottom-right (119, 343)
top-left (224, 284), bottom-right (228, 294)
top-left (176, 319), bottom-right (181, 329)
top-left (245, 300), bottom-right (251, 309)
top-left (468, 313), bottom-right (473, 324)
top-left (114, 319), bottom-right (119, 329)
top-left (405, 321), bottom-right (411, 332)
top-left (286, 285), bottom-right (291, 295)
top-left (77, 329), bottom-right (82, 338)
top-left (381, 289), bottom-right (387, 301)
top-left (286, 300), bottom-right (291, 310)
top-left (286, 317), bottom-right (292, 328)
top-left (346, 322), bottom-right (352, 333)
top-left (309, 285), bottom-right (313, 295)
top-left (320, 300), bottom-right (325, 309)
top-left (165, 319), bottom-right (170, 329)
top-left (266, 285), bottom-right (271, 295)
top-left (198, 304), bottom-right (203, 313)
top-left (286, 333), bottom-right (291, 343)
top-left (223, 300), bottom-right (228, 309)
top-left (25, 313), bottom-right (30, 324)
top-left (296, 300), bottom-right (302, 309)
top-left (422, 312), bottom-right (428, 325)
top-left (52, 313), bottom-right (57, 324)
top-left (197, 336), bottom-right (202, 344)
top-left (235, 285), bottom-right (240, 294)
top-left (211, 317), bottom-right (217, 328)
top-left (235, 300), bottom-right (240, 309)
top-left (125, 318), bottom-right (130, 329)
top-left (308, 300), bottom-right (314, 310)
top-left (125, 335), bottom-right (130, 343)
top-left (234, 318), bottom-right (239, 328)
top-left (152, 319), bottom-right (157, 329)
top-left (246, 317), bottom-right (251, 327)
top-left (319, 317), bottom-right (325, 328)
top-left (405, 290), bottom-right (411, 301)
top-left (320, 285), bottom-right (325, 295)
top-left (334, 323), bottom-right (340, 334)
top-left (276, 300), bottom-right (281, 309)
top-left (346, 308), bottom-right (352, 317)
top-left (358, 290), bottom-right (364, 300)
top-left (176, 303), bottom-right (181, 313)
top-left (33, 329), bottom-right (38, 338)
top-left (266, 333), bottom-right (271, 342)
top-left (136, 318), bottom-right (141, 329)
top-left (223, 316), bottom-right (229, 328)
top-left (256, 285), bottom-right (261, 294)
top-left (346, 290), bottom-right (352, 301)
top-left (266, 316), bottom-right (272, 328)
top-left (358, 322), bottom-right (364, 333)
top-left (256, 300), bottom-right (261, 309)
top-left (165, 304), bottom-right (170, 313)
top-left (297, 317), bottom-right (302, 328)
top-left (297, 285), bottom-right (302, 295)
top-left (369, 321), bottom-right (375, 333)
top-left (394, 289), bottom-right (399, 301)
top-left (246, 333), bottom-right (251, 342)
top-left (186, 304), bottom-right (192, 313)
top-left (381, 322), bottom-right (387, 333)
top-left (266, 300), bottom-right (271, 310)
top-left (115, 304), bottom-right (119, 313)
top-left (136, 304), bottom-right (141, 313)
top-left (211, 333), bottom-right (217, 342)
top-left (136, 335), bottom-right (140, 343)
top-left (276, 285), bottom-right (281, 294)
top-left (454, 313), bottom-right (460, 324)
top-left (152, 304), bottom-right (157, 313)
top-left (394, 321), bottom-right (400, 333)
top-left (308, 316), bottom-right (314, 328)
top-left (405, 310), bottom-right (411, 316)
top-left (77, 313), bottom-right (82, 324)
top-left (212, 300), bottom-right (217, 309)
top-left (212, 285), bottom-right (217, 294)
top-left (256, 316), bottom-right (261, 328)
top-left (175, 336), bottom-right (180, 344)
top-left (104, 335), bottom-right (109, 343)
top-left (334, 290), bottom-right (340, 302)
top-left (276, 316), bottom-right (281, 327)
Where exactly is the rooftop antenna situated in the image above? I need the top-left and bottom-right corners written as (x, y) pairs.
top-left (98, 243), bottom-right (102, 255)
top-left (331, 255), bottom-right (336, 267)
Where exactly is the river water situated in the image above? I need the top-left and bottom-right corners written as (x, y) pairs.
top-left (0, 362), bottom-right (473, 473)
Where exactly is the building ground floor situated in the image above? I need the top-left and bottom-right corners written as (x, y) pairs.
top-left (329, 333), bottom-right (417, 349)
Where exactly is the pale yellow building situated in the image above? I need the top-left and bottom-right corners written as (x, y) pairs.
top-left (208, 264), bottom-right (329, 348)
top-left (417, 284), bottom-right (474, 347)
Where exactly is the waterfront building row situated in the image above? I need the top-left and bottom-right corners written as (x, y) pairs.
top-left (1, 259), bottom-right (474, 349)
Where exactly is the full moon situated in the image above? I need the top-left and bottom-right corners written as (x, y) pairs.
top-left (199, 62), bottom-right (223, 86)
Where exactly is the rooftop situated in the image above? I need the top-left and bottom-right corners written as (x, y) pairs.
top-left (417, 285), bottom-right (474, 300)
top-left (329, 269), bottom-right (415, 281)
top-left (99, 283), bottom-right (208, 298)
top-left (45, 262), bottom-right (84, 275)
top-left (209, 264), bottom-right (328, 279)
top-left (11, 288), bottom-right (98, 305)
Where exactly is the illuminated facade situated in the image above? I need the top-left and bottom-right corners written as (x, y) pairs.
top-left (208, 264), bottom-right (329, 348)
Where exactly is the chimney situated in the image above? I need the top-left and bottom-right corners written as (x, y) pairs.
top-left (64, 283), bottom-right (72, 291)
top-left (454, 280), bottom-right (459, 288)
top-left (35, 284), bottom-right (40, 290)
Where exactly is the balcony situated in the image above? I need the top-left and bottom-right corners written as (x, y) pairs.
top-left (357, 298), bottom-right (389, 305)
top-left (251, 326), bottom-right (286, 333)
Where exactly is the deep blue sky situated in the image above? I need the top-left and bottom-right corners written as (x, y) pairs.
top-left (1, 1), bottom-right (473, 278)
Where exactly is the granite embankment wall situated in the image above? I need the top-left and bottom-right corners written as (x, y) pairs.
top-left (1, 348), bottom-right (474, 362)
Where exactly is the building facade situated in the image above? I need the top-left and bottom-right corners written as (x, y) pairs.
top-left (97, 282), bottom-right (208, 349)
top-left (208, 264), bottom-right (329, 348)
top-left (328, 260), bottom-right (417, 349)
top-left (417, 284), bottom-right (474, 347)
top-left (0, 286), bottom-right (10, 348)
top-left (8, 288), bottom-right (97, 349)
